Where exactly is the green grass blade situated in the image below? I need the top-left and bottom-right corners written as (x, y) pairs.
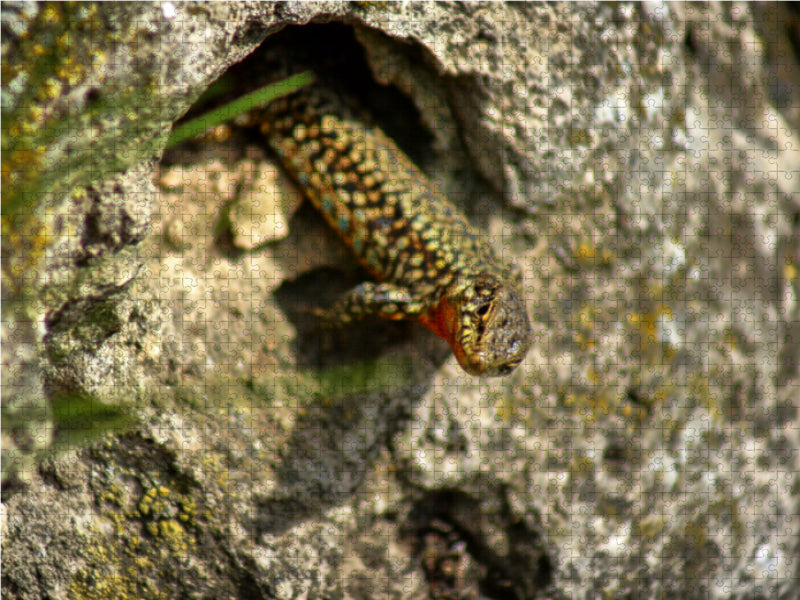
top-left (167, 71), bottom-right (316, 148)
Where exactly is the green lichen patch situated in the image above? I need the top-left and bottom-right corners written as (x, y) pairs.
top-left (308, 353), bottom-right (421, 400)
top-left (61, 371), bottom-right (332, 598)
top-left (3, 3), bottom-right (108, 214)
top-left (49, 390), bottom-right (136, 453)
top-left (2, 3), bottom-right (181, 217)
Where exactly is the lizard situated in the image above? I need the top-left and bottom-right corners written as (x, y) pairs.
top-left (253, 81), bottom-right (531, 377)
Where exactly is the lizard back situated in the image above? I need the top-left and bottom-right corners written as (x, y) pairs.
top-left (255, 81), bottom-right (531, 376)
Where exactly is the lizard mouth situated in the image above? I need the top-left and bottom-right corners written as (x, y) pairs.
top-left (450, 275), bottom-right (531, 377)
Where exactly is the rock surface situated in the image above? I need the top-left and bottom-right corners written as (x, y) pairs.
top-left (2, 2), bottom-right (798, 599)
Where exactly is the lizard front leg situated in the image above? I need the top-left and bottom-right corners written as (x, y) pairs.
top-left (317, 281), bottom-right (427, 324)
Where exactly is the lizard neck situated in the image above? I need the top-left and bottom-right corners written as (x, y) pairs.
top-left (418, 293), bottom-right (460, 347)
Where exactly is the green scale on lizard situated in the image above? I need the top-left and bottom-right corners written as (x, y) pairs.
top-left (256, 83), bottom-right (531, 377)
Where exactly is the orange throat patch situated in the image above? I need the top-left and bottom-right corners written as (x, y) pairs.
top-left (419, 295), bottom-right (461, 355)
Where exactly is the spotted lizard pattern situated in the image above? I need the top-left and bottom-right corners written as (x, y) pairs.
top-left (256, 83), bottom-right (531, 377)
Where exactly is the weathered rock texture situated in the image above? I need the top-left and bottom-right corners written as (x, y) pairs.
top-left (2, 2), bottom-right (798, 599)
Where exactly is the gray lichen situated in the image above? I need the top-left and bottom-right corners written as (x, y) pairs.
top-left (2, 2), bottom-right (798, 599)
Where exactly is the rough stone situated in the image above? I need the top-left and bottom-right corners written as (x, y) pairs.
top-left (2, 2), bottom-right (798, 599)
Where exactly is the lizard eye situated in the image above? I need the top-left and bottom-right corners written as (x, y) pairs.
top-left (476, 303), bottom-right (491, 317)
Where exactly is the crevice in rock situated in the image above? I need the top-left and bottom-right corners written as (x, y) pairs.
top-left (403, 488), bottom-right (553, 600)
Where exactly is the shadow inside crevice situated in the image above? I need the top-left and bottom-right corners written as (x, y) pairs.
top-left (402, 488), bottom-right (554, 600)
top-left (273, 268), bottom-right (418, 371)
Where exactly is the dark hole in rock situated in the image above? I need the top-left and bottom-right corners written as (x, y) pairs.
top-left (163, 22), bottom-right (448, 373)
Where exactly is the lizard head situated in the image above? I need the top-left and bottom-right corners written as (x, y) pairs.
top-left (439, 272), bottom-right (531, 377)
